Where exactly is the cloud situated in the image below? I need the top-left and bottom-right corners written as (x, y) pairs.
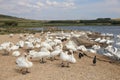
top-left (77, 0), bottom-right (120, 13)
top-left (0, 0), bottom-right (76, 14)
top-left (45, 0), bottom-right (76, 8)
top-left (0, 0), bottom-right (120, 20)
top-left (0, 0), bottom-right (40, 14)
top-left (37, 2), bottom-right (45, 7)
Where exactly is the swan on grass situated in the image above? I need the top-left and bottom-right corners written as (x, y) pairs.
top-left (16, 53), bottom-right (33, 74)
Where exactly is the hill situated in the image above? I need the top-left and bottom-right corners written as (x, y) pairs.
top-left (0, 14), bottom-right (44, 27)
top-left (0, 14), bottom-right (26, 21)
top-left (0, 14), bottom-right (18, 19)
top-left (0, 14), bottom-right (120, 27)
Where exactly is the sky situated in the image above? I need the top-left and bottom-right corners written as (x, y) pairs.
top-left (0, 0), bottom-right (120, 20)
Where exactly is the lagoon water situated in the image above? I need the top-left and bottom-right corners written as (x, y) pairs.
top-left (57, 26), bottom-right (120, 35)
top-left (30, 26), bottom-right (120, 35)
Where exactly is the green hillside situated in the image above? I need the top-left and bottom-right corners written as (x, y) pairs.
top-left (0, 14), bottom-right (120, 28)
top-left (0, 14), bottom-right (44, 27)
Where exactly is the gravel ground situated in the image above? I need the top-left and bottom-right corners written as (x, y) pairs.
top-left (0, 33), bottom-right (120, 80)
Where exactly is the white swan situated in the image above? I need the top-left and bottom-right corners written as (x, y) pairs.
top-left (29, 48), bottom-right (51, 63)
top-left (16, 54), bottom-right (33, 74)
top-left (88, 49), bottom-right (97, 53)
top-left (10, 45), bottom-right (19, 51)
top-left (16, 40), bottom-right (24, 48)
top-left (99, 38), bottom-right (106, 43)
top-left (54, 39), bottom-right (62, 45)
top-left (92, 45), bottom-right (101, 50)
top-left (41, 42), bottom-right (53, 51)
top-left (12, 51), bottom-right (20, 57)
top-left (25, 41), bottom-right (34, 52)
top-left (50, 46), bottom-right (62, 60)
top-left (77, 45), bottom-right (87, 52)
top-left (0, 42), bottom-right (13, 55)
top-left (106, 40), bottom-right (114, 44)
top-left (117, 34), bottom-right (120, 38)
top-left (65, 40), bottom-right (77, 52)
top-left (104, 45), bottom-right (120, 60)
top-left (60, 50), bottom-right (76, 67)
top-left (95, 38), bottom-right (101, 42)
top-left (106, 33), bottom-right (114, 37)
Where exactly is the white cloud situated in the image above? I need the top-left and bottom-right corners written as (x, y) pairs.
top-left (45, 0), bottom-right (76, 8)
top-left (37, 2), bottom-right (45, 7)
top-left (63, 2), bottom-right (75, 8)
top-left (18, 1), bottom-right (32, 8)
top-left (78, 0), bottom-right (120, 13)
top-left (0, 0), bottom-right (119, 20)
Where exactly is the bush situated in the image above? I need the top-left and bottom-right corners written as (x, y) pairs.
top-left (4, 21), bottom-right (18, 26)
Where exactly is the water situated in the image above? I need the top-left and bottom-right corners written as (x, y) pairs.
top-left (57, 26), bottom-right (120, 35)
top-left (29, 26), bottom-right (120, 35)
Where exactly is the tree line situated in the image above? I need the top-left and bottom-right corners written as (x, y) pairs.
top-left (47, 18), bottom-right (120, 25)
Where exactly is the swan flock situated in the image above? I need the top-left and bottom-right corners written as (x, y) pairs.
top-left (0, 31), bottom-right (120, 74)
